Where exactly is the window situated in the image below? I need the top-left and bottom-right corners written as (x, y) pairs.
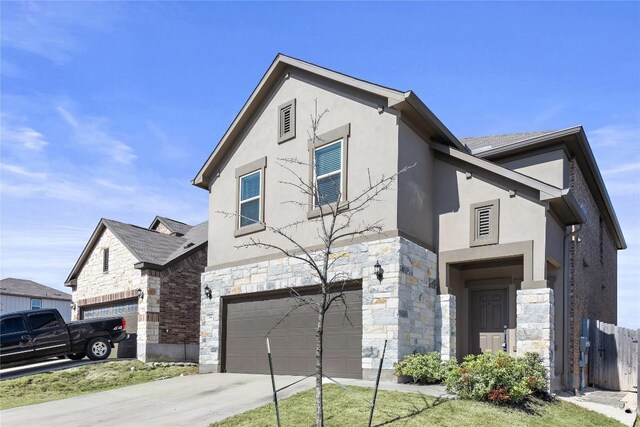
top-left (277, 99), bottom-right (296, 143)
top-left (239, 170), bottom-right (261, 227)
top-left (27, 312), bottom-right (60, 330)
top-left (314, 140), bottom-right (343, 206)
top-left (103, 248), bottom-right (109, 273)
top-left (307, 124), bottom-right (350, 219)
top-left (234, 157), bottom-right (267, 237)
top-left (0, 316), bottom-right (27, 335)
top-left (470, 200), bottom-right (499, 247)
top-left (30, 298), bottom-right (42, 310)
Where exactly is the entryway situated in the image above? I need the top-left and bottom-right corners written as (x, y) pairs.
top-left (470, 288), bottom-right (508, 354)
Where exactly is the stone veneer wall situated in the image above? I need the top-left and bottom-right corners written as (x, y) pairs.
top-left (72, 228), bottom-right (142, 320)
top-left (435, 294), bottom-right (456, 360)
top-left (568, 160), bottom-right (618, 387)
top-left (517, 288), bottom-right (554, 390)
top-left (200, 236), bottom-right (438, 380)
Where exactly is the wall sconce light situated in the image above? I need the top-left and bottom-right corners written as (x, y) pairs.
top-left (373, 261), bottom-right (384, 282)
top-left (204, 284), bottom-right (212, 300)
top-left (70, 302), bottom-right (76, 311)
top-left (137, 288), bottom-right (144, 300)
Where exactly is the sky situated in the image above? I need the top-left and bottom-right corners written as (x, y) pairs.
top-left (1, 2), bottom-right (638, 328)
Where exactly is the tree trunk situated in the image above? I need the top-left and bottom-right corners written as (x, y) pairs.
top-left (315, 308), bottom-right (325, 427)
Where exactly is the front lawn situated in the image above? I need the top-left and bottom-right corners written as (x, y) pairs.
top-left (212, 384), bottom-right (623, 427)
top-left (0, 360), bottom-right (197, 410)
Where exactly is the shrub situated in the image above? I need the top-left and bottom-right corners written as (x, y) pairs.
top-left (444, 351), bottom-right (546, 404)
top-left (394, 352), bottom-right (451, 384)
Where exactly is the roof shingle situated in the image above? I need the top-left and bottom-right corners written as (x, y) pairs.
top-left (0, 278), bottom-right (71, 301)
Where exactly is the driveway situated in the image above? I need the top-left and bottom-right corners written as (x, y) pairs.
top-left (0, 373), bottom-right (315, 427)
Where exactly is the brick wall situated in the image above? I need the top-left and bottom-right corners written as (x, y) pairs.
top-left (568, 160), bottom-right (618, 379)
top-left (158, 248), bottom-right (207, 345)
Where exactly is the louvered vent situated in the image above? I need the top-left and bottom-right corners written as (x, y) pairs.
top-left (477, 207), bottom-right (491, 238)
top-left (278, 99), bottom-right (296, 143)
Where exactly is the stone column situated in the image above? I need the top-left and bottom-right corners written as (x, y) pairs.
top-left (137, 271), bottom-right (161, 362)
top-left (436, 294), bottom-right (456, 360)
top-left (516, 287), bottom-right (554, 391)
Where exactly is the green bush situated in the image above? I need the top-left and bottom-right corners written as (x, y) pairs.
top-left (444, 351), bottom-right (546, 404)
top-left (394, 352), bottom-right (452, 384)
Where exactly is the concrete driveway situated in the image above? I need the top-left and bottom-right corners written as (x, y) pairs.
top-left (0, 373), bottom-right (315, 427)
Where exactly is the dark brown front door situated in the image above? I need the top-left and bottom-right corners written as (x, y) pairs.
top-left (471, 289), bottom-right (507, 354)
top-left (224, 287), bottom-right (362, 378)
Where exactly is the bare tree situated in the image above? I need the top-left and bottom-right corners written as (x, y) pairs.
top-left (219, 100), bottom-right (413, 426)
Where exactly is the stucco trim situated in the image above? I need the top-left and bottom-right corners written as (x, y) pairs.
top-left (439, 240), bottom-right (534, 294)
top-left (234, 157), bottom-right (267, 236)
top-left (277, 98), bottom-right (296, 144)
top-left (469, 199), bottom-right (500, 247)
top-left (204, 230), bottom-right (430, 271)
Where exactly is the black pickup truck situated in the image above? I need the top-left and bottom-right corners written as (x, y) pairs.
top-left (0, 308), bottom-right (127, 366)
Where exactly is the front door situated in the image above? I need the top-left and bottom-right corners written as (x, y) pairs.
top-left (471, 289), bottom-right (508, 354)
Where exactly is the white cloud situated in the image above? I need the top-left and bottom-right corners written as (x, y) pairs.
top-left (1, 123), bottom-right (49, 151)
top-left (57, 106), bottom-right (137, 164)
top-left (602, 162), bottom-right (640, 177)
top-left (590, 124), bottom-right (640, 147)
top-left (0, 163), bottom-right (48, 180)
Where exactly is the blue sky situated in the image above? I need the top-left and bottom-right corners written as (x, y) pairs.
top-left (1, 2), bottom-right (638, 327)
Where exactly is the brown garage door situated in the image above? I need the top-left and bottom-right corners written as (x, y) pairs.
top-left (224, 286), bottom-right (362, 379)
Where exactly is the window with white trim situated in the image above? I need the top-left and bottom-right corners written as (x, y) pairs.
top-left (31, 298), bottom-right (42, 310)
top-left (314, 140), bottom-right (343, 206)
top-left (239, 170), bottom-right (262, 228)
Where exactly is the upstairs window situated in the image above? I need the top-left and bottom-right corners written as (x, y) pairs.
top-left (239, 170), bottom-right (262, 228)
top-left (470, 200), bottom-right (499, 247)
top-left (103, 248), bottom-right (109, 273)
top-left (277, 99), bottom-right (296, 143)
top-left (30, 298), bottom-right (42, 310)
top-left (315, 140), bottom-right (343, 206)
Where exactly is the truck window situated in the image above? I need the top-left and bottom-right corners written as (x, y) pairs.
top-left (28, 312), bottom-right (61, 330)
top-left (1, 316), bottom-right (28, 335)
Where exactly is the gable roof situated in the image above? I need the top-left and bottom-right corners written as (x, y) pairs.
top-left (1, 278), bottom-right (71, 301)
top-left (65, 218), bottom-right (208, 285)
top-left (192, 53), bottom-right (467, 189)
top-left (149, 216), bottom-right (192, 235)
top-left (461, 126), bottom-right (626, 249)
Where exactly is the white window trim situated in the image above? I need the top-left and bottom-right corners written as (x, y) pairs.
top-left (31, 298), bottom-right (42, 310)
top-left (234, 157), bottom-right (267, 238)
top-left (238, 170), bottom-right (262, 228)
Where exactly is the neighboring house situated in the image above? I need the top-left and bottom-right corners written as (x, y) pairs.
top-left (193, 54), bottom-right (625, 391)
top-left (0, 278), bottom-right (72, 321)
top-left (65, 216), bottom-right (207, 362)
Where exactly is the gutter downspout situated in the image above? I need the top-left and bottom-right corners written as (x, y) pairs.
top-left (563, 224), bottom-right (581, 391)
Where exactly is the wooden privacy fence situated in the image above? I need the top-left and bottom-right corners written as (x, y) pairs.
top-left (587, 319), bottom-right (639, 392)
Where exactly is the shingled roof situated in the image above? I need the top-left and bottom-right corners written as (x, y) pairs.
top-left (65, 217), bottom-right (207, 285)
top-left (1, 278), bottom-right (71, 301)
top-left (461, 130), bottom-right (561, 154)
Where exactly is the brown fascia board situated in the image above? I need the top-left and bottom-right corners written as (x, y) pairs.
top-left (476, 126), bottom-right (626, 249)
top-left (192, 53), bottom-right (463, 189)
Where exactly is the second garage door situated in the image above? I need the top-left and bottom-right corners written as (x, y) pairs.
top-left (81, 299), bottom-right (138, 358)
top-left (224, 286), bottom-right (362, 379)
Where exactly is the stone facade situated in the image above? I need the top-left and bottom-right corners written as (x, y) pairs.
top-left (200, 236), bottom-right (438, 379)
top-left (435, 294), bottom-right (456, 360)
top-left (568, 160), bottom-right (618, 387)
top-left (516, 288), bottom-right (555, 390)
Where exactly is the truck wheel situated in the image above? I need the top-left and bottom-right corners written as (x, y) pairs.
top-left (67, 353), bottom-right (86, 360)
top-left (86, 338), bottom-right (111, 360)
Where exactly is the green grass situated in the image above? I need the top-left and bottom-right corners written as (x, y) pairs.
top-left (212, 384), bottom-right (624, 427)
top-left (0, 360), bottom-right (197, 410)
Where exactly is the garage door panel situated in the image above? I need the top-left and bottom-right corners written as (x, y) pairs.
top-left (224, 287), bottom-right (362, 378)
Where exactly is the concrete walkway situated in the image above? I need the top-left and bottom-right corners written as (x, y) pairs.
top-left (557, 388), bottom-right (638, 427)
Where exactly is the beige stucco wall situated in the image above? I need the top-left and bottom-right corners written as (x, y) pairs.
top-left (207, 70), bottom-right (400, 267)
top-left (397, 120), bottom-right (435, 249)
top-left (434, 158), bottom-right (548, 281)
top-left (498, 149), bottom-right (570, 189)
top-left (73, 228), bottom-right (142, 302)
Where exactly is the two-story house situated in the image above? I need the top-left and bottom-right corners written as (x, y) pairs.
top-left (193, 54), bottom-right (625, 391)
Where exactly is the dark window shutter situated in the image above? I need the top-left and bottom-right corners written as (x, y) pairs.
top-left (477, 207), bottom-right (491, 238)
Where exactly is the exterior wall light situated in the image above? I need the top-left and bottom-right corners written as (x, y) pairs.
top-left (137, 288), bottom-right (144, 300)
top-left (373, 261), bottom-right (384, 282)
top-left (70, 302), bottom-right (76, 311)
top-left (204, 284), bottom-right (212, 300)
